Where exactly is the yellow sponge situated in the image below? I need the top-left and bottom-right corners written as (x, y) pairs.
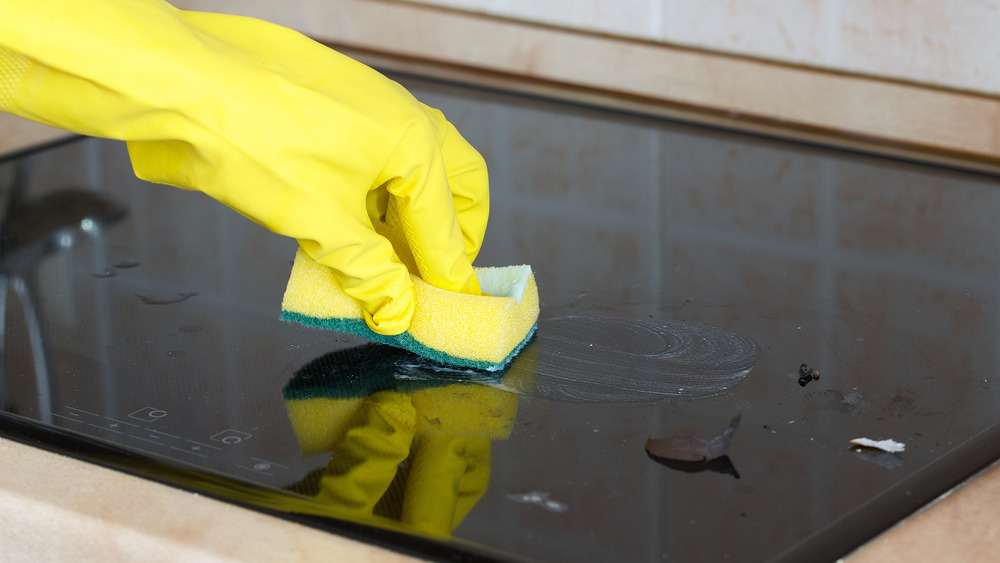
top-left (280, 249), bottom-right (539, 371)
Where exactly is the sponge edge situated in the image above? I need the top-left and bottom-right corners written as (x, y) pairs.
top-left (280, 249), bottom-right (539, 371)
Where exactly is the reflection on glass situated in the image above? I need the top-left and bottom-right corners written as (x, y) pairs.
top-left (282, 344), bottom-right (527, 536)
top-left (0, 155), bottom-right (125, 422)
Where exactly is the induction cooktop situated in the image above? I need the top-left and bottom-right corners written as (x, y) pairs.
top-left (3, 72), bottom-right (1000, 562)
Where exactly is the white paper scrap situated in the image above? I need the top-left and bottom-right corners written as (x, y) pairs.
top-left (850, 437), bottom-right (906, 453)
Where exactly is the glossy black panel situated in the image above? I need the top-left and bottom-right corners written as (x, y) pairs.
top-left (3, 74), bottom-right (1000, 562)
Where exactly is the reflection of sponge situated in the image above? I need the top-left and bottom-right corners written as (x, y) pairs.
top-left (282, 343), bottom-right (522, 455)
top-left (280, 249), bottom-right (539, 371)
top-left (284, 383), bottom-right (518, 455)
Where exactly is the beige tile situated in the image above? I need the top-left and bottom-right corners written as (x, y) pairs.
top-left (661, 0), bottom-right (831, 65)
top-left (407, 0), bottom-right (662, 38)
top-left (507, 0), bottom-right (659, 38)
top-left (407, 0), bottom-right (509, 15)
top-left (837, 0), bottom-right (1000, 93)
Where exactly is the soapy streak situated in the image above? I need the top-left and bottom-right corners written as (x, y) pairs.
top-left (506, 491), bottom-right (568, 513)
top-left (513, 317), bottom-right (758, 404)
top-left (392, 316), bottom-right (758, 404)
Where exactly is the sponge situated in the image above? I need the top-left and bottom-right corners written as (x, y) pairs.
top-left (280, 249), bottom-right (539, 371)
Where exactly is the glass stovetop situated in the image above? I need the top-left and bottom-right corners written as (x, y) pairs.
top-left (3, 72), bottom-right (1000, 562)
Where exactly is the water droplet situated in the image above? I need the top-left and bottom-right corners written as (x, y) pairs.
top-left (92, 269), bottom-right (117, 279)
top-left (136, 292), bottom-right (198, 305)
top-left (113, 259), bottom-right (141, 269)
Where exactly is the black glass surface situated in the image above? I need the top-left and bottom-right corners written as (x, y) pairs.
top-left (3, 73), bottom-right (1000, 562)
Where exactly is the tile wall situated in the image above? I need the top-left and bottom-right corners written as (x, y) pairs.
top-left (409, 0), bottom-right (1000, 95)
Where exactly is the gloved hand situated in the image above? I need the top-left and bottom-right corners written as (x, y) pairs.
top-left (0, 0), bottom-right (488, 335)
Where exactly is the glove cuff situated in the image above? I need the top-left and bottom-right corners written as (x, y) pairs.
top-left (0, 47), bottom-right (31, 112)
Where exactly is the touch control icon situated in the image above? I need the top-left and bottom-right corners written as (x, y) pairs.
top-left (210, 429), bottom-right (253, 445)
top-left (128, 407), bottom-right (168, 422)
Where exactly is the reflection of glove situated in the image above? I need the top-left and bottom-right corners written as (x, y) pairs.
top-left (313, 391), bottom-right (416, 515)
top-left (285, 367), bottom-right (519, 535)
top-left (401, 435), bottom-right (490, 536)
top-left (306, 390), bottom-right (491, 536)
top-left (0, 0), bottom-right (488, 335)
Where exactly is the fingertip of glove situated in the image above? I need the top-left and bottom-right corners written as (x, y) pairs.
top-left (363, 290), bottom-right (415, 336)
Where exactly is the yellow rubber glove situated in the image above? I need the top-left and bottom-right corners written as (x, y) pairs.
top-left (0, 0), bottom-right (488, 335)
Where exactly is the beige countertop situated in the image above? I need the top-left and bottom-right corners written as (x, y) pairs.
top-left (0, 116), bottom-right (67, 157)
top-left (0, 436), bottom-right (414, 562)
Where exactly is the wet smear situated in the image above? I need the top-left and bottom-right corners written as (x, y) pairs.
top-left (136, 292), bottom-right (199, 305)
top-left (805, 389), bottom-right (872, 416)
top-left (506, 491), bottom-right (568, 513)
top-left (92, 268), bottom-right (117, 279)
top-left (504, 316), bottom-right (758, 403)
top-left (883, 388), bottom-right (918, 418)
top-left (178, 325), bottom-right (203, 334)
top-left (113, 259), bottom-right (141, 269)
top-left (842, 391), bottom-right (870, 414)
top-left (851, 449), bottom-right (904, 469)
